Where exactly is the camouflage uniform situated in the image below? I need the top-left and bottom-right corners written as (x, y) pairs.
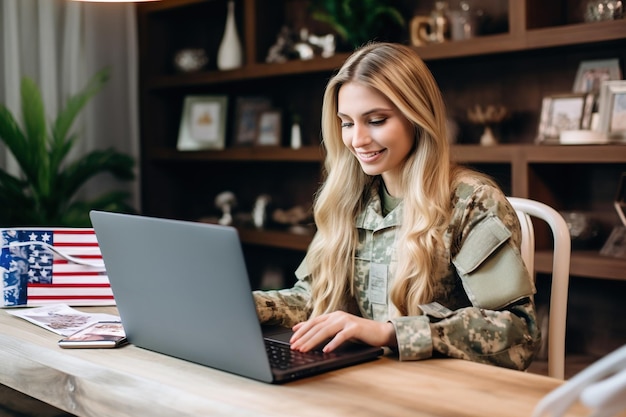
top-left (254, 173), bottom-right (541, 371)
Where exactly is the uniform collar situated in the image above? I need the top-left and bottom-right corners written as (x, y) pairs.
top-left (356, 180), bottom-right (403, 231)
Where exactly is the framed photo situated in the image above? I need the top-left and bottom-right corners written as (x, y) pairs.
top-left (177, 95), bottom-right (228, 151)
top-left (598, 80), bottom-right (626, 140)
top-left (256, 111), bottom-right (282, 146)
top-left (233, 96), bottom-right (272, 146)
top-left (573, 58), bottom-right (622, 95)
top-left (536, 93), bottom-right (594, 142)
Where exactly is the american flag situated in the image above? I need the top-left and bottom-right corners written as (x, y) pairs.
top-left (1, 228), bottom-right (115, 307)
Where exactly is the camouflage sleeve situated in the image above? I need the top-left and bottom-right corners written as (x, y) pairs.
top-left (252, 259), bottom-right (312, 327)
top-left (390, 315), bottom-right (433, 360)
top-left (389, 297), bottom-right (539, 370)
top-left (429, 299), bottom-right (539, 370)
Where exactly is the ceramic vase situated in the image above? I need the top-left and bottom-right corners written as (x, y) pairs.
top-left (290, 122), bottom-right (302, 149)
top-left (217, 0), bottom-right (243, 70)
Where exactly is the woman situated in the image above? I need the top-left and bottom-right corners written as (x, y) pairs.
top-left (254, 42), bottom-right (540, 371)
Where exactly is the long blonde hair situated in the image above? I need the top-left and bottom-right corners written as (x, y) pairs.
top-left (307, 42), bottom-right (459, 317)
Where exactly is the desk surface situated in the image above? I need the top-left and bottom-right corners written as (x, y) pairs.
top-left (0, 307), bottom-right (590, 417)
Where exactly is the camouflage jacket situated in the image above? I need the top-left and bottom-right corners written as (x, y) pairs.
top-left (254, 174), bottom-right (541, 371)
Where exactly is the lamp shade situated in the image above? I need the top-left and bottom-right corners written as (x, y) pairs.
top-left (70, 0), bottom-right (160, 2)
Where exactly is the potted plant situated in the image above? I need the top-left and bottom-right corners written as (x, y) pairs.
top-left (0, 68), bottom-right (135, 227)
top-left (309, 0), bottom-right (406, 50)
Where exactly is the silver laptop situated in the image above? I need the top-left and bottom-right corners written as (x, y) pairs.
top-left (89, 211), bottom-right (383, 384)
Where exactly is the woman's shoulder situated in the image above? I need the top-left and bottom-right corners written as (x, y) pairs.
top-left (450, 170), bottom-right (512, 216)
top-left (452, 170), bottom-right (503, 199)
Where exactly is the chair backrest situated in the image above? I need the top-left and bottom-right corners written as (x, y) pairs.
top-left (507, 197), bottom-right (571, 380)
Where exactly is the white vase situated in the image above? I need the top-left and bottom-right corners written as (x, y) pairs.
top-left (290, 122), bottom-right (302, 149)
top-left (217, 0), bottom-right (243, 71)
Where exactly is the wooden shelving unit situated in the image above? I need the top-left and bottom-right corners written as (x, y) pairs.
top-left (136, 1), bottom-right (626, 287)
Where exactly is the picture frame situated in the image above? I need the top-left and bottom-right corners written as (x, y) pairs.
top-left (233, 96), bottom-right (272, 146)
top-left (536, 93), bottom-right (595, 143)
top-left (256, 111), bottom-right (282, 146)
top-left (597, 80), bottom-right (626, 140)
top-left (177, 95), bottom-right (228, 151)
top-left (573, 58), bottom-right (622, 95)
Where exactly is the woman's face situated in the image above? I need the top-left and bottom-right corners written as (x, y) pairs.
top-left (337, 82), bottom-right (414, 197)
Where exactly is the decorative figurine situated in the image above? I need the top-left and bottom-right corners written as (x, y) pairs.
top-left (215, 191), bottom-right (237, 226)
top-left (173, 48), bottom-right (209, 73)
top-left (252, 194), bottom-right (272, 229)
top-left (467, 104), bottom-right (509, 146)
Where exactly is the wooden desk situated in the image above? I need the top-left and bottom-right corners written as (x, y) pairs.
top-left (0, 307), bottom-right (590, 417)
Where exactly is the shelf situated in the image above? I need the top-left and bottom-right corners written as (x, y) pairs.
top-left (451, 144), bottom-right (626, 164)
top-left (525, 19), bottom-right (626, 50)
top-left (142, 19), bottom-right (626, 91)
top-left (237, 228), bottom-right (312, 251)
top-left (148, 146), bottom-right (325, 162)
top-left (535, 250), bottom-right (626, 281)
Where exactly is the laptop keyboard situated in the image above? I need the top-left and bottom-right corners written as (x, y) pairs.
top-left (265, 339), bottom-right (337, 370)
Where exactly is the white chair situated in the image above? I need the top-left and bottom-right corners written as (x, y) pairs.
top-left (507, 197), bottom-right (571, 380)
top-left (532, 344), bottom-right (626, 417)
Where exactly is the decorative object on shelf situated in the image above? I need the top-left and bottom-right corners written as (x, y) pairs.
top-left (410, 1), bottom-right (451, 46)
top-left (290, 115), bottom-right (302, 149)
top-left (560, 211), bottom-right (602, 249)
top-left (598, 80), bottom-right (626, 141)
top-left (584, 0), bottom-right (624, 22)
top-left (308, 32), bottom-right (336, 58)
top-left (266, 26), bottom-right (335, 63)
top-left (573, 58), bottom-right (622, 96)
top-left (600, 225), bottom-right (626, 259)
top-left (252, 194), bottom-right (272, 229)
top-left (177, 95), bottom-right (228, 151)
top-left (272, 205), bottom-right (314, 235)
top-left (215, 191), bottom-right (237, 226)
top-left (447, 1), bottom-right (477, 41)
top-left (216, 0), bottom-right (243, 71)
top-left (467, 104), bottom-right (508, 146)
top-left (535, 93), bottom-right (595, 144)
top-left (309, 0), bottom-right (405, 50)
top-left (256, 110), bottom-right (282, 146)
top-left (600, 173), bottom-right (626, 259)
top-left (173, 48), bottom-right (209, 73)
top-left (233, 96), bottom-right (272, 146)
top-left (0, 68), bottom-right (135, 227)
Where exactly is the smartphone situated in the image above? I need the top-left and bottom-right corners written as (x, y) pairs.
top-left (58, 321), bottom-right (128, 349)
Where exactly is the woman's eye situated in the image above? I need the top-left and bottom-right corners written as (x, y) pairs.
top-left (370, 118), bottom-right (386, 126)
top-left (340, 122), bottom-right (353, 128)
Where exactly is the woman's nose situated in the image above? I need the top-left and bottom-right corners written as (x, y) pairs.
top-left (351, 123), bottom-right (371, 148)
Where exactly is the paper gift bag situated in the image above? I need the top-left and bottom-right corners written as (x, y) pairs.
top-left (1, 228), bottom-right (114, 307)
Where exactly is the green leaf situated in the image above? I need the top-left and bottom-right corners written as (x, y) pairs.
top-left (55, 149), bottom-right (135, 201)
top-left (20, 77), bottom-right (49, 194)
top-left (52, 68), bottom-right (110, 146)
top-left (0, 105), bottom-right (30, 178)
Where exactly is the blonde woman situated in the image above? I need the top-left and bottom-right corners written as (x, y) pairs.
top-left (254, 42), bottom-right (540, 371)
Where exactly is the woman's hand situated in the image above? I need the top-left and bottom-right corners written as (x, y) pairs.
top-left (290, 311), bottom-right (397, 353)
